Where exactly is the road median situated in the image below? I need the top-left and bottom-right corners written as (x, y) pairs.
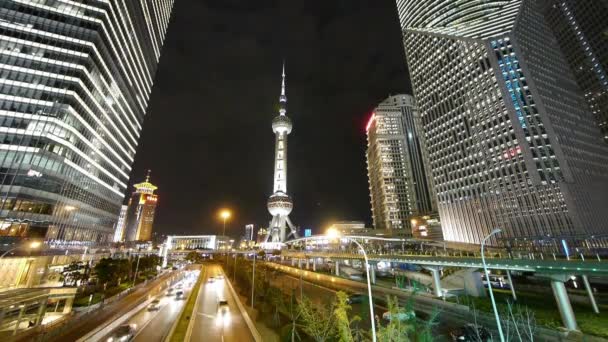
top-left (165, 264), bottom-right (205, 342)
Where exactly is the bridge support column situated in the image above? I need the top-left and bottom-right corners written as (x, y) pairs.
top-left (582, 275), bottom-right (600, 314)
top-left (424, 266), bottom-right (443, 297)
top-left (306, 259), bottom-right (310, 270)
top-left (291, 258), bottom-right (296, 267)
top-left (506, 270), bottom-right (517, 301)
top-left (298, 259), bottom-right (302, 269)
top-left (335, 261), bottom-right (340, 276)
top-left (542, 274), bottom-right (578, 331)
top-left (369, 263), bottom-right (376, 285)
top-left (312, 258), bottom-right (316, 271)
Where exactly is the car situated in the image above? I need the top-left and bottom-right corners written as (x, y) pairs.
top-left (175, 290), bottom-right (184, 299)
top-left (450, 323), bottom-right (491, 341)
top-left (166, 288), bottom-right (174, 296)
top-left (346, 293), bottom-right (366, 304)
top-left (382, 310), bottom-right (416, 322)
top-left (207, 277), bottom-right (215, 283)
top-left (175, 283), bottom-right (183, 289)
top-left (147, 303), bottom-right (160, 311)
top-left (217, 298), bottom-right (229, 314)
top-left (216, 274), bottom-right (224, 280)
top-left (106, 324), bottom-right (136, 342)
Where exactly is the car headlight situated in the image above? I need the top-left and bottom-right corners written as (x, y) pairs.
top-left (107, 338), bottom-right (114, 342)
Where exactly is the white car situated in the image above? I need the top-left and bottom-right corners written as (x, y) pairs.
top-left (382, 310), bottom-right (415, 322)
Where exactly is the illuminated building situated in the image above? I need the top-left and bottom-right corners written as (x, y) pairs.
top-left (265, 64), bottom-right (299, 243)
top-left (366, 95), bottom-right (436, 233)
top-left (396, 0), bottom-right (608, 244)
top-left (244, 224), bottom-right (254, 241)
top-left (124, 172), bottom-right (158, 242)
top-left (112, 205), bottom-right (128, 242)
top-left (256, 228), bottom-right (269, 244)
top-left (544, 0), bottom-right (608, 144)
top-left (0, 1), bottom-right (174, 245)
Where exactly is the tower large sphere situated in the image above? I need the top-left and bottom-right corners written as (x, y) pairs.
top-left (272, 115), bottom-right (292, 134)
top-left (267, 192), bottom-right (293, 216)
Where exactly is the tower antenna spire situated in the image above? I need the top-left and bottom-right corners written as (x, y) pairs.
top-left (281, 60), bottom-right (286, 97)
top-left (145, 169), bottom-right (151, 182)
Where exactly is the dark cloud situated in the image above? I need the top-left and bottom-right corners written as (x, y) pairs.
top-left (129, 0), bottom-right (410, 238)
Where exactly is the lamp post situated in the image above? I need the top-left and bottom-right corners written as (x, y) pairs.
top-left (0, 241), bottom-right (41, 259)
top-left (326, 229), bottom-right (377, 342)
top-left (132, 252), bottom-right (141, 287)
top-left (219, 209), bottom-right (231, 259)
top-left (251, 253), bottom-right (256, 307)
top-left (481, 229), bottom-right (505, 342)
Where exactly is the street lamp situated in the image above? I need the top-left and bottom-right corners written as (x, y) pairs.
top-left (326, 228), bottom-right (377, 342)
top-left (219, 209), bottom-right (231, 252)
top-left (0, 240), bottom-right (42, 259)
top-left (481, 228), bottom-right (505, 342)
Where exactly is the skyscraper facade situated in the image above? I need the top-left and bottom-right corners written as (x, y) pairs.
top-left (366, 95), bottom-right (435, 232)
top-left (244, 224), bottom-right (254, 241)
top-left (124, 173), bottom-right (158, 242)
top-left (396, 0), bottom-right (608, 244)
top-left (112, 204), bottom-right (128, 242)
top-left (0, 1), bottom-right (174, 244)
top-left (543, 0), bottom-right (608, 143)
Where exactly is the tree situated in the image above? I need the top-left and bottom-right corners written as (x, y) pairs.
top-left (298, 295), bottom-right (336, 342)
top-left (376, 296), bottom-right (414, 342)
top-left (62, 262), bottom-right (91, 287)
top-left (94, 258), bottom-right (130, 286)
top-left (185, 251), bottom-right (204, 264)
top-left (334, 291), bottom-right (361, 342)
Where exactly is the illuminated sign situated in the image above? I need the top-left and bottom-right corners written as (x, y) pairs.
top-left (304, 229), bottom-right (312, 237)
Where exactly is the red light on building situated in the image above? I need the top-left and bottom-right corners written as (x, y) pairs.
top-left (503, 145), bottom-right (522, 159)
top-left (365, 112), bottom-right (376, 132)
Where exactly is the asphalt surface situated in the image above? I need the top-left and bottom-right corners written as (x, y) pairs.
top-left (96, 270), bottom-right (199, 342)
top-left (188, 264), bottom-right (254, 342)
top-left (47, 270), bottom-right (181, 342)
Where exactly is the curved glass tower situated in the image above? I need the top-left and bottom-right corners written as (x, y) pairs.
top-left (396, 0), bottom-right (608, 244)
top-left (0, 0), bottom-right (174, 246)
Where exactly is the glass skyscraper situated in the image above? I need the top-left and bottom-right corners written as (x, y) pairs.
top-left (0, 0), bottom-right (173, 245)
top-left (544, 0), bottom-right (608, 144)
top-left (366, 94), bottom-right (436, 232)
top-left (396, 0), bottom-right (608, 244)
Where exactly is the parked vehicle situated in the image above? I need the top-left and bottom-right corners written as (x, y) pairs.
top-left (450, 323), bottom-right (491, 341)
top-left (175, 290), bottom-right (184, 299)
top-left (346, 293), bottom-right (366, 304)
top-left (382, 310), bottom-right (416, 322)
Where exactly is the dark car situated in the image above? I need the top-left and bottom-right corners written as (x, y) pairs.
top-left (175, 290), bottom-right (184, 299)
top-left (106, 324), bottom-right (136, 342)
top-left (346, 293), bottom-right (366, 304)
top-left (450, 323), bottom-right (491, 341)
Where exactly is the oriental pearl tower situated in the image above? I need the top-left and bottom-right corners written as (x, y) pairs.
top-left (266, 63), bottom-right (299, 243)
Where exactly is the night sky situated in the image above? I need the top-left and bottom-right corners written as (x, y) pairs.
top-left (128, 0), bottom-right (411, 239)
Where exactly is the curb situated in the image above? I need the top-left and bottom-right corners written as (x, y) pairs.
top-left (184, 266), bottom-right (206, 341)
top-left (223, 268), bottom-right (263, 342)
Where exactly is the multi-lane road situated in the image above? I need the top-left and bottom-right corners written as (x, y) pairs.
top-left (97, 269), bottom-right (199, 342)
top-left (188, 264), bottom-right (254, 342)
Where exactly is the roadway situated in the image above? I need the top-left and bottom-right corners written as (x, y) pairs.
top-left (95, 270), bottom-right (199, 342)
top-left (46, 270), bottom-right (183, 342)
top-left (188, 264), bottom-right (254, 342)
